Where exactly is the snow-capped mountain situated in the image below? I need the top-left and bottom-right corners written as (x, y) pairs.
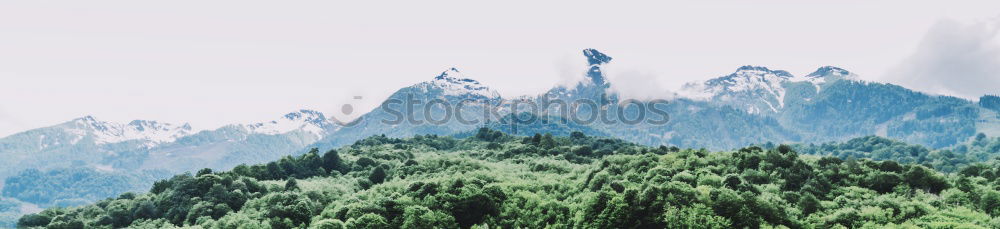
top-left (1, 116), bottom-right (192, 153)
top-left (105, 109), bottom-right (340, 173)
top-left (308, 67), bottom-right (504, 149)
top-left (69, 116), bottom-right (193, 146)
top-left (243, 109), bottom-right (337, 137)
top-left (679, 65), bottom-right (860, 114)
top-left (0, 116), bottom-right (192, 193)
top-left (417, 68), bottom-right (502, 100)
top-left (797, 66), bottom-right (858, 85)
top-left (0, 109), bottom-right (339, 177)
top-left (679, 66), bottom-right (793, 114)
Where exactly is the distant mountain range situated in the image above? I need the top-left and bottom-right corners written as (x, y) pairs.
top-left (306, 49), bottom-right (997, 151)
top-left (4, 48), bottom-right (997, 175)
top-left (2, 48), bottom-right (999, 225)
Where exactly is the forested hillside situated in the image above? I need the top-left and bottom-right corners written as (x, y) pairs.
top-left (795, 133), bottom-right (1000, 173)
top-left (2, 168), bottom-right (170, 208)
top-left (19, 129), bottom-right (1000, 228)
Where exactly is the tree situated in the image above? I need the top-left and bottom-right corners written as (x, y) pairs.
top-left (15, 129), bottom-right (1000, 229)
top-left (798, 193), bottom-right (821, 215)
top-left (540, 133), bottom-right (556, 149)
top-left (197, 168), bottom-right (213, 176)
top-left (285, 177), bottom-right (300, 191)
top-left (981, 190), bottom-right (1000, 216)
top-left (903, 166), bottom-right (948, 193)
top-left (573, 146), bottom-right (593, 156)
top-left (865, 172), bottom-right (902, 193)
top-left (322, 149), bottom-right (347, 175)
top-left (311, 219), bottom-right (346, 229)
top-left (401, 206), bottom-right (459, 229)
top-left (663, 204), bottom-right (730, 229)
top-left (356, 157), bottom-right (377, 168)
top-left (346, 214), bottom-right (389, 229)
top-left (17, 213), bottom-right (51, 228)
top-left (369, 167), bottom-right (387, 184)
top-left (530, 133), bottom-right (543, 146)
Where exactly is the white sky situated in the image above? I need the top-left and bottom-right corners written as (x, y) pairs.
top-left (2, 0), bottom-right (999, 137)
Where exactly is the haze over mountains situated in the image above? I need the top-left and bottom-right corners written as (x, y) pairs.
top-left (2, 49), bottom-right (999, 226)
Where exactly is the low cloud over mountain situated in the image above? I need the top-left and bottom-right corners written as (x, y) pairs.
top-left (888, 18), bottom-right (1000, 99)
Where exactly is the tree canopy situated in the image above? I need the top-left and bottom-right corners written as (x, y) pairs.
top-left (17, 128), bottom-right (1000, 228)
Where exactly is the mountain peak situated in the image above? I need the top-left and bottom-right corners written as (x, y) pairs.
top-left (247, 109), bottom-right (335, 137)
top-left (734, 65), bottom-right (793, 78)
top-left (583, 49), bottom-right (613, 65)
top-left (678, 65), bottom-right (795, 113)
top-left (422, 67), bottom-right (499, 99)
top-left (581, 49), bottom-right (613, 86)
top-left (66, 115), bottom-right (192, 145)
top-left (434, 67), bottom-right (463, 80)
top-left (432, 67), bottom-right (486, 86)
top-left (807, 66), bottom-right (851, 78)
top-left (283, 109), bottom-right (326, 122)
top-left (126, 120), bottom-right (192, 133)
top-left (75, 115), bottom-right (98, 123)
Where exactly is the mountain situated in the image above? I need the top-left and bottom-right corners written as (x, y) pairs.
top-left (0, 115), bottom-right (192, 151)
top-left (0, 116), bottom-right (194, 225)
top-left (114, 109), bottom-right (339, 173)
top-left (307, 48), bottom-right (995, 151)
top-left (778, 78), bottom-right (981, 148)
top-left (803, 66), bottom-right (857, 82)
top-left (244, 109), bottom-right (337, 137)
top-left (0, 109), bottom-right (337, 178)
top-left (538, 50), bottom-right (800, 149)
top-left (679, 65), bottom-right (859, 115)
top-left (0, 116), bottom-right (191, 180)
top-left (4, 49), bottom-right (992, 161)
top-left (681, 66), bottom-right (794, 114)
top-left (308, 68), bottom-right (504, 150)
top-left (674, 62), bottom-right (987, 148)
top-left (428, 67), bottom-right (502, 101)
top-left (0, 109), bottom-right (339, 225)
top-left (982, 95), bottom-right (1000, 111)
top-left (462, 112), bottom-right (612, 138)
top-left (4, 47), bottom-right (1000, 227)
top-left (544, 49), bottom-right (617, 103)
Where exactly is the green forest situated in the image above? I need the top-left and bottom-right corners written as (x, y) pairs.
top-left (17, 128), bottom-right (1000, 228)
top-left (794, 133), bottom-right (1000, 173)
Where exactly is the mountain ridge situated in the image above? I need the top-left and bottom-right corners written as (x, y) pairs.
top-left (1, 49), bottom-right (998, 225)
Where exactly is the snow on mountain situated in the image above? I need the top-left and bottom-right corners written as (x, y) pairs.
top-left (801, 66), bottom-right (858, 85)
top-left (69, 116), bottom-right (192, 145)
top-left (422, 67), bottom-right (501, 99)
top-left (688, 66), bottom-right (792, 98)
top-left (807, 66), bottom-right (854, 79)
top-left (678, 65), bottom-right (859, 114)
top-left (244, 109), bottom-right (337, 137)
top-left (680, 66), bottom-right (792, 113)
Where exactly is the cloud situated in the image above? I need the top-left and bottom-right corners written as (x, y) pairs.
top-left (886, 18), bottom-right (1000, 99)
top-left (553, 54), bottom-right (589, 89)
top-left (604, 64), bottom-right (675, 101)
top-left (552, 50), bottom-right (673, 101)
